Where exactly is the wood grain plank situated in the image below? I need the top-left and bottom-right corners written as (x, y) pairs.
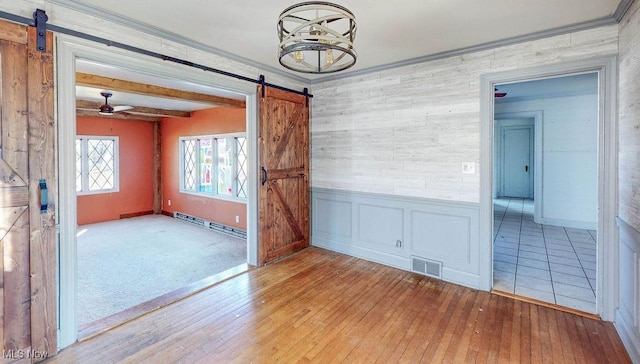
top-left (519, 299), bottom-right (532, 364)
top-left (76, 72), bottom-right (245, 108)
top-left (509, 299), bottom-right (523, 363)
top-left (3, 208), bottom-right (30, 351)
top-left (268, 180), bottom-right (304, 240)
top-left (153, 122), bottom-right (161, 214)
top-left (0, 206), bottom-right (27, 241)
top-left (0, 20), bottom-right (27, 44)
top-left (266, 167), bottom-right (305, 180)
top-left (76, 99), bottom-right (191, 117)
top-left (27, 27), bottom-right (57, 361)
top-left (529, 304), bottom-right (543, 363)
top-left (0, 186), bottom-right (28, 208)
top-left (498, 293), bottom-right (515, 363)
top-left (0, 25), bottom-right (31, 357)
top-left (75, 109), bottom-right (161, 122)
top-left (44, 248), bottom-right (632, 363)
top-left (435, 287), bottom-right (478, 362)
top-left (0, 40), bottom-right (29, 185)
top-left (0, 160), bottom-right (27, 187)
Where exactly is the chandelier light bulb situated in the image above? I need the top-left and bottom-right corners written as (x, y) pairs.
top-left (325, 49), bottom-right (334, 66)
top-left (294, 50), bottom-right (304, 63)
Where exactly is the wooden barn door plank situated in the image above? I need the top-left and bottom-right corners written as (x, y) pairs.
top-left (27, 26), bottom-right (57, 359)
top-left (257, 86), bottom-right (310, 265)
top-left (0, 29), bottom-right (31, 354)
top-left (0, 19), bottom-right (56, 362)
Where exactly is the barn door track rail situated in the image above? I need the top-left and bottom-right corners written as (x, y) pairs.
top-left (0, 8), bottom-right (312, 98)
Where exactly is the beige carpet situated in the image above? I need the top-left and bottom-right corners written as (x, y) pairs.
top-left (77, 214), bottom-right (246, 325)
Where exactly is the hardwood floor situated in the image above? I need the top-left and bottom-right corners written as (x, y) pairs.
top-left (46, 247), bottom-right (630, 363)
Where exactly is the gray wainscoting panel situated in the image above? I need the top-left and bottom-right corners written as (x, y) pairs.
top-left (357, 204), bottom-right (404, 254)
top-left (312, 188), bottom-right (481, 289)
top-left (411, 212), bottom-right (471, 265)
top-left (615, 217), bottom-right (640, 363)
top-left (314, 198), bottom-right (353, 239)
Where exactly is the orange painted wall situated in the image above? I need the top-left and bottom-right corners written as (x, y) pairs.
top-left (161, 107), bottom-right (247, 230)
top-left (77, 117), bottom-right (155, 225)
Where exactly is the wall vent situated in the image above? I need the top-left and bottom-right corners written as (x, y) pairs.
top-left (174, 212), bottom-right (247, 239)
top-left (411, 256), bottom-right (442, 279)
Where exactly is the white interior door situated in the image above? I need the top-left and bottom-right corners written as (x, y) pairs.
top-left (502, 126), bottom-right (533, 198)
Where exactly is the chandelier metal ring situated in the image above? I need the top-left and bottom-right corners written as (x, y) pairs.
top-left (278, 1), bottom-right (357, 74)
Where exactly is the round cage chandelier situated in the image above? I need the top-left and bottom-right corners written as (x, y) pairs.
top-left (277, 1), bottom-right (357, 74)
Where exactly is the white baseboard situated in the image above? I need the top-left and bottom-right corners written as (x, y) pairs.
top-left (616, 310), bottom-right (640, 363)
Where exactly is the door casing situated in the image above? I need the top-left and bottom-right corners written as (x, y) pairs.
top-left (56, 35), bottom-right (260, 348)
top-left (480, 56), bottom-right (618, 321)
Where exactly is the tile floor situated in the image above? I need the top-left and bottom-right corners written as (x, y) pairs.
top-left (493, 197), bottom-right (597, 313)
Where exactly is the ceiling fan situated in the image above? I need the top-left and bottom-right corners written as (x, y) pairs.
top-left (494, 87), bottom-right (507, 98)
top-left (98, 91), bottom-right (134, 115)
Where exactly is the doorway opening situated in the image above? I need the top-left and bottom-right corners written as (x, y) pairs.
top-left (73, 59), bottom-right (252, 335)
top-left (480, 57), bottom-right (618, 321)
top-left (57, 36), bottom-right (259, 348)
top-left (491, 72), bottom-right (600, 314)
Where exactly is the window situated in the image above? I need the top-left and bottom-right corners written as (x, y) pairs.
top-left (76, 136), bottom-right (119, 194)
top-left (180, 134), bottom-right (247, 201)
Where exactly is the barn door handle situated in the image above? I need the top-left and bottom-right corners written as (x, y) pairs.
top-left (261, 166), bottom-right (268, 186)
top-left (525, 165), bottom-right (529, 172)
top-left (39, 179), bottom-right (48, 214)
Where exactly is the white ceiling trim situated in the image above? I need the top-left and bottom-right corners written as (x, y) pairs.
top-left (48, 0), bottom-right (635, 85)
top-left (311, 16), bottom-right (618, 85)
top-left (614, 0), bottom-right (636, 21)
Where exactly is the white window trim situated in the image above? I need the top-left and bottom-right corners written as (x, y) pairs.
top-left (76, 135), bottom-right (120, 195)
top-left (179, 132), bottom-right (247, 203)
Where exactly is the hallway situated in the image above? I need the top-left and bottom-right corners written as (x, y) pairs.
top-left (493, 198), bottom-right (597, 313)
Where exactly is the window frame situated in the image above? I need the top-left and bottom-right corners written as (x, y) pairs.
top-left (75, 135), bottom-right (120, 195)
top-left (179, 132), bottom-right (247, 203)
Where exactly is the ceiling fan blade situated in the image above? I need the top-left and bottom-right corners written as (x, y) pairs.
top-left (113, 105), bottom-right (134, 112)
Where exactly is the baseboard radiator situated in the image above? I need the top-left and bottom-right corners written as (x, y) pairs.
top-left (173, 212), bottom-right (247, 239)
top-left (411, 256), bottom-right (443, 279)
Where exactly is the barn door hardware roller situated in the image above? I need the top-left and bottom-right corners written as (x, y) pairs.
top-left (33, 9), bottom-right (48, 53)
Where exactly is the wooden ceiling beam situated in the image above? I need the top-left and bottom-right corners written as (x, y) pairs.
top-left (76, 72), bottom-right (246, 109)
top-left (75, 109), bottom-right (161, 123)
top-left (76, 100), bottom-right (191, 118)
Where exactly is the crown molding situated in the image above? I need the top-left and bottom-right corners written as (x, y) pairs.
top-left (614, 0), bottom-right (636, 21)
top-left (49, 0), bottom-right (310, 85)
top-left (309, 15), bottom-right (618, 84)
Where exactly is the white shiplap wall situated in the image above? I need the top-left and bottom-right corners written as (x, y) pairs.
top-left (618, 0), bottom-right (640, 231)
top-left (616, 0), bottom-right (640, 361)
top-left (310, 25), bottom-right (619, 203)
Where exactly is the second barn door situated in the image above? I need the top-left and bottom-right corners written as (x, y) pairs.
top-left (257, 86), bottom-right (309, 265)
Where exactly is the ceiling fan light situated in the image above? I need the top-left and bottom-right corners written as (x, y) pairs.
top-left (99, 91), bottom-right (115, 115)
top-left (99, 104), bottom-right (114, 115)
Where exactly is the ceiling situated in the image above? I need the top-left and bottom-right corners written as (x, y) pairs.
top-left (68, 1), bottom-right (620, 114)
top-left (75, 59), bottom-right (245, 119)
top-left (58, 0), bottom-right (625, 82)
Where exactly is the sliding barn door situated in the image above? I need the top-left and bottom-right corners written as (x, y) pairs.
top-left (0, 19), bottom-right (56, 361)
top-left (258, 86), bottom-right (310, 265)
